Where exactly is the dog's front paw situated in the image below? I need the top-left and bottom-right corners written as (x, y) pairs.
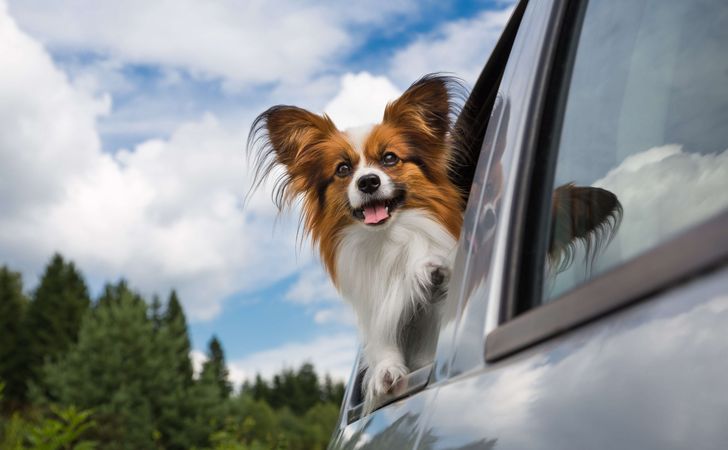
top-left (366, 362), bottom-right (408, 401)
top-left (417, 256), bottom-right (451, 302)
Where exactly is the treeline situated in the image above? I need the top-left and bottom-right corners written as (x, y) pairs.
top-left (0, 254), bottom-right (345, 449)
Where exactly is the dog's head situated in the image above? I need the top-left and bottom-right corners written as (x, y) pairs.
top-left (248, 75), bottom-right (465, 265)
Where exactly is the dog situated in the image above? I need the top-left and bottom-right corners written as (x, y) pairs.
top-left (249, 75), bottom-right (465, 408)
top-left (248, 73), bottom-right (623, 409)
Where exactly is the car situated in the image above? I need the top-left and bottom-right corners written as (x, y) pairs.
top-left (328, 0), bottom-right (728, 448)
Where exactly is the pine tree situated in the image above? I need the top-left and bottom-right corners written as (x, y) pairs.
top-left (25, 254), bottom-right (90, 384)
top-left (322, 374), bottom-right (346, 406)
top-left (186, 364), bottom-right (227, 448)
top-left (251, 374), bottom-right (271, 404)
top-left (201, 336), bottom-right (232, 399)
top-left (148, 290), bottom-right (196, 449)
top-left (162, 290), bottom-right (193, 383)
top-left (150, 294), bottom-right (162, 332)
top-left (185, 336), bottom-right (232, 448)
top-left (0, 266), bottom-right (30, 410)
top-left (43, 281), bottom-right (157, 449)
top-left (296, 363), bottom-right (320, 414)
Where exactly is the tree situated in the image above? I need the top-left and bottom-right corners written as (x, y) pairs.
top-left (162, 290), bottom-right (193, 383)
top-left (201, 336), bottom-right (232, 399)
top-left (250, 375), bottom-right (270, 404)
top-left (321, 374), bottom-right (345, 406)
top-left (148, 290), bottom-right (196, 449)
top-left (150, 294), bottom-right (162, 332)
top-left (43, 281), bottom-right (157, 449)
top-left (295, 363), bottom-right (321, 414)
top-left (25, 254), bottom-right (90, 386)
top-left (0, 267), bottom-right (30, 410)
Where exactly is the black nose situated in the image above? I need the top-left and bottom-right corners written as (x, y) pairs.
top-left (357, 174), bottom-right (381, 194)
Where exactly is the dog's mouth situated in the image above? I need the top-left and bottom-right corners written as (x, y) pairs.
top-left (352, 191), bottom-right (405, 226)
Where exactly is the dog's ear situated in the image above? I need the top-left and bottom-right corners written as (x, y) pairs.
top-left (383, 74), bottom-right (459, 143)
top-left (548, 183), bottom-right (623, 271)
top-left (247, 105), bottom-right (337, 209)
top-left (251, 105), bottom-right (337, 169)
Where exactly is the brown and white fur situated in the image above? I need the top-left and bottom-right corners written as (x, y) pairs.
top-left (249, 75), bottom-right (464, 408)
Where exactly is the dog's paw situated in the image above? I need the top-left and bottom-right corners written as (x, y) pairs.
top-left (366, 362), bottom-right (408, 398)
top-left (417, 256), bottom-right (451, 302)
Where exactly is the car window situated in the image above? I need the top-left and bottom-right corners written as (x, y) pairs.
top-left (524, 0), bottom-right (728, 311)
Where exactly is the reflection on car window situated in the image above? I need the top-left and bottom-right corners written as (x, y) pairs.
top-left (539, 0), bottom-right (728, 305)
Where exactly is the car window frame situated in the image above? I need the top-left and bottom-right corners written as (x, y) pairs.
top-left (484, 0), bottom-right (728, 362)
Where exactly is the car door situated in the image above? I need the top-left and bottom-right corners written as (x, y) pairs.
top-left (420, 0), bottom-right (728, 449)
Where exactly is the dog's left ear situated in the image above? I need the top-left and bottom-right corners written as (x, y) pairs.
top-left (247, 105), bottom-right (337, 210)
top-left (383, 74), bottom-right (457, 144)
top-left (548, 183), bottom-right (623, 271)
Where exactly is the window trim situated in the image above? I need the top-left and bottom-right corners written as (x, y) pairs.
top-left (485, 0), bottom-right (728, 362)
top-left (486, 210), bottom-right (728, 362)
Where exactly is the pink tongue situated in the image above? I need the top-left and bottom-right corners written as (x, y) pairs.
top-left (363, 204), bottom-right (389, 224)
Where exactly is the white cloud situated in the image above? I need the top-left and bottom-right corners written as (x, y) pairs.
top-left (284, 265), bottom-right (358, 327)
top-left (190, 349), bottom-right (207, 378)
top-left (314, 307), bottom-right (356, 326)
top-left (323, 72), bottom-right (401, 130)
top-left (228, 333), bottom-right (358, 385)
top-left (285, 265), bottom-right (339, 305)
top-left (0, 1), bottom-right (109, 216)
top-left (6, 0), bottom-right (416, 89)
top-left (5, 112), bottom-right (309, 321)
top-left (0, 4), bottom-right (310, 320)
top-left (0, 0), bottom-right (519, 330)
top-left (389, 6), bottom-right (514, 86)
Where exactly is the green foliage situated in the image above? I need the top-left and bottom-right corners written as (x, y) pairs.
top-left (25, 254), bottom-right (90, 395)
top-left (151, 291), bottom-right (196, 449)
top-left (250, 363), bottom-right (345, 415)
top-left (0, 267), bottom-right (31, 410)
top-left (205, 394), bottom-right (340, 450)
top-left (0, 384), bottom-right (97, 450)
top-left (23, 405), bottom-right (97, 450)
top-left (162, 291), bottom-right (193, 383)
top-left (43, 281), bottom-right (157, 449)
top-left (1, 254), bottom-right (347, 450)
top-left (201, 336), bottom-right (232, 399)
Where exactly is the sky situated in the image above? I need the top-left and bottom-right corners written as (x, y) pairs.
top-left (0, 0), bottom-right (514, 386)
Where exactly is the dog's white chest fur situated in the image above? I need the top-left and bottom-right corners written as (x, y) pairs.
top-left (335, 208), bottom-right (456, 404)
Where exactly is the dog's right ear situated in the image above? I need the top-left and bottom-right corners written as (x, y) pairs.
top-left (247, 105), bottom-right (337, 209)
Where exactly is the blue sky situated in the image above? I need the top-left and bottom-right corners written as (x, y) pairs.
top-left (0, 0), bottom-right (512, 384)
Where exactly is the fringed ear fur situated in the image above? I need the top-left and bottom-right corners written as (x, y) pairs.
top-left (247, 105), bottom-right (337, 210)
top-left (548, 183), bottom-right (623, 272)
top-left (385, 74), bottom-right (466, 146)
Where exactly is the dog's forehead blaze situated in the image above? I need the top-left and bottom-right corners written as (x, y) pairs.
top-left (361, 124), bottom-right (409, 163)
top-left (304, 131), bottom-right (360, 174)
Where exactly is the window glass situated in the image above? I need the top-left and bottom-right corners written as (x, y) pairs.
top-left (538, 0), bottom-right (728, 305)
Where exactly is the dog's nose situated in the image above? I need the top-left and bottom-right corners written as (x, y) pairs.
top-left (357, 174), bottom-right (380, 194)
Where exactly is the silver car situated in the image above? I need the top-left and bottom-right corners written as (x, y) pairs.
top-left (329, 0), bottom-right (728, 448)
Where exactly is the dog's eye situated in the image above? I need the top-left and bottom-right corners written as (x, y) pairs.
top-left (382, 152), bottom-right (399, 167)
top-left (336, 162), bottom-right (351, 177)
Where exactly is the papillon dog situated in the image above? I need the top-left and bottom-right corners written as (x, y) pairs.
top-left (248, 73), bottom-right (623, 409)
top-left (249, 75), bottom-right (465, 407)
